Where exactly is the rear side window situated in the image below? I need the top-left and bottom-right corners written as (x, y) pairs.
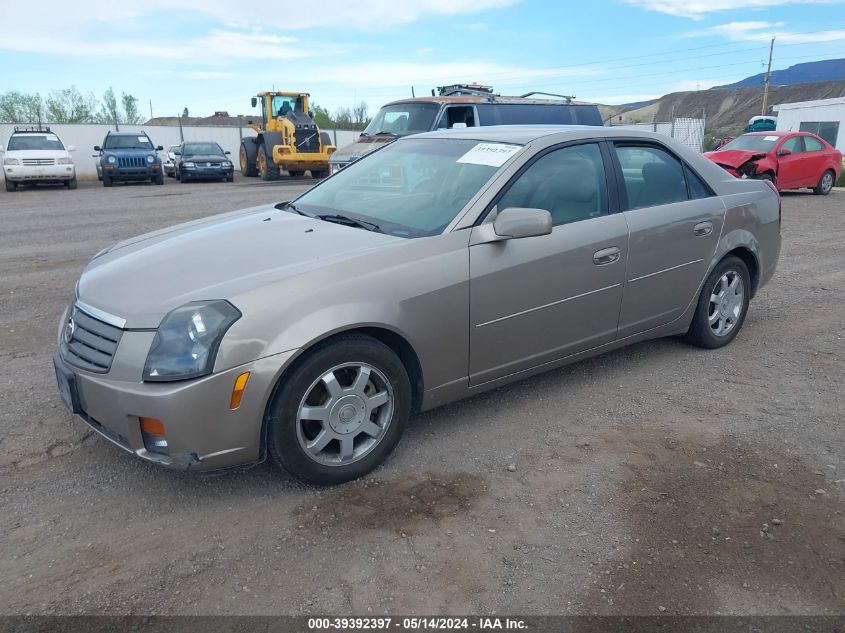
top-left (496, 143), bottom-right (608, 227)
top-left (684, 165), bottom-right (712, 200)
top-left (615, 145), bottom-right (702, 210)
top-left (803, 136), bottom-right (824, 152)
top-left (476, 103), bottom-right (603, 126)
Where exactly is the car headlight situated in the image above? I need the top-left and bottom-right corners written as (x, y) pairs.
top-left (58, 157), bottom-right (73, 165)
top-left (222, 161), bottom-right (232, 167)
top-left (146, 154), bottom-right (155, 164)
top-left (144, 300), bottom-right (241, 382)
top-left (106, 155), bottom-right (117, 164)
top-left (3, 158), bottom-right (20, 166)
top-left (183, 162), bottom-right (196, 168)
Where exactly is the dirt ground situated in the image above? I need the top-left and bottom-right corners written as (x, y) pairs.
top-left (0, 177), bottom-right (842, 615)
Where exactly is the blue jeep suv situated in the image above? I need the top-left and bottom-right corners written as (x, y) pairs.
top-left (94, 131), bottom-right (164, 187)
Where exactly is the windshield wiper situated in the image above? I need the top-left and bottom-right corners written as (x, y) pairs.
top-left (317, 214), bottom-right (382, 233)
top-left (275, 201), bottom-right (313, 217)
top-left (369, 131), bottom-right (398, 137)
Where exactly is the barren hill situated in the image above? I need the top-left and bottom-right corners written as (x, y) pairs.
top-left (604, 80), bottom-right (845, 134)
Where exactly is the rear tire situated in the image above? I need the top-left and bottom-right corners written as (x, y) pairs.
top-left (5, 180), bottom-right (16, 192)
top-left (685, 256), bottom-right (751, 349)
top-left (311, 170), bottom-right (329, 179)
top-left (813, 169), bottom-right (835, 196)
top-left (267, 335), bottom-right (411, 486)
top-left (67, 176), bottom-right (77, 190)
top-left (240, 139), bottom-right (258, 177)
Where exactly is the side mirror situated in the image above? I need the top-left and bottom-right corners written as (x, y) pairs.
top-left (777, 148), bottom-right (792, 156)
top-left (251, 97), bottom-right (257, 108)
top-left (174, 150), bottom-right (181, 156)
top-left (493, 207), bottom-right (553, 239)
top-left (224, 150), bottom-right (231, 155)
top-left (94, 146), bottom-right (102, 152)
top-left (156, 145), bottom-right (164, 151)
top-left (67, 145), bottom-right (76, 152)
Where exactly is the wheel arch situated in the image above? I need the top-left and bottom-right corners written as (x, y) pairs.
top-left (257, 325), bottom-right (425, 463)
top-left (723, 246), bottom-right (760, 298)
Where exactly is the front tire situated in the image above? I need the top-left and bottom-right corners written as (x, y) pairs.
top-left (267, 335), bottom-right (411, 486)
top-left (102, 175), bottom-right (113, 187)
top-left (239, 138), bottom-right (258, 177)
top-left (685, 256), bottom-right (751, 349)
top-left (257, 143), bottom-right (280, 181)
top-left (5, 180), bottom-right (16, 192)
top-left (67, 176), bottom-right (77, 190)
top-left (154, 173), bottom-right (164, 185)
top-left (813, 170), bottom-right (835, 196)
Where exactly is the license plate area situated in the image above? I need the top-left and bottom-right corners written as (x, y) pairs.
top-left (53, 356), bottom-right (82, 414)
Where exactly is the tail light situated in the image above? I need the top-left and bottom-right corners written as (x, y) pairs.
top-left (762, 178), bottom-right (781, 230)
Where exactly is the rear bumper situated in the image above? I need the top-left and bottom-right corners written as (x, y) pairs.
top-left (4, 164), bottom-right (75, 181)
top-left (53, 342), bottom-right (297, 472)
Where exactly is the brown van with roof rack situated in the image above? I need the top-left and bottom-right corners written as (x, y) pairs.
top-left (328, 84), bottom-right (604, 173)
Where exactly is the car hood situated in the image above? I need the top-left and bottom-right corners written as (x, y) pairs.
top-left (77, 205), bottom-right (404, 328)
top-left (330, 137), bottom-right (397, 163)
top-left (181, 154), bottom-right (228, 162)
top-left (704, 149), bottom-right (768, 168)
top-left (6, 149), bottom-right (69, 159)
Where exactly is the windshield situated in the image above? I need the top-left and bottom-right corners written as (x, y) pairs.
top-left (104, 135), bottom-right (154, 150)
top-left (720, 134), bottom-right (778, 152)
top-left (182, 142), bottom-right (223, 156)
top-left (8, 134), bottom-right (64, 151)
top-left (293, 138), bottom-right (519, 238)
top-left (362, 103), bottom-right (441, 137)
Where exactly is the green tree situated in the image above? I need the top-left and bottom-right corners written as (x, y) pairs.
top-left (309, 102), bottom-right (332, 129)
top-left (121, 93), bottom-right (142, 124)
top-left (333, 106), bottom-right (353, 130)
top-left (97, 87), bottom-right (121, 125)
top-left (45, 86), bottom-right (98, 123)
top-left (0, 91), bottom-right (44, 123)
top-left (352, 101), bottom-right (369, 129)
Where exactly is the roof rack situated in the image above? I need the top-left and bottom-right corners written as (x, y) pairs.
top-left (519, 92), bottom-right (575, 103)
top-left (14, 125), bottom-right (51, 133)
top-left (435, 83), bottom-right (495, 97)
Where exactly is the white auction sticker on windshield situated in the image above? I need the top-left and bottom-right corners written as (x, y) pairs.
top-left (457, 143), bottom-right (521, 167)
top-left (763, 135), bottom-right (778, 141)
top-left (138, 136), bottom-right (148, 143)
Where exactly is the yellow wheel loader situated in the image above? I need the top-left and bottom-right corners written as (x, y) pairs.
top-left (240, 92), bottom-right (335, 180)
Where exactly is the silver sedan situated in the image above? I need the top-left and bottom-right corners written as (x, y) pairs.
top-left (54, 126), bottom-right (781, 484)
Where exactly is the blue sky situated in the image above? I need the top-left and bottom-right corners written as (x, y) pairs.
top-left (2, 0), bottom-right (844, 119)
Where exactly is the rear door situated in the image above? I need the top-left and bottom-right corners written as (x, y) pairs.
top-left (469, 141), bottom-right (628, 386)
top-left (612, 142), bottom-right (725, 338)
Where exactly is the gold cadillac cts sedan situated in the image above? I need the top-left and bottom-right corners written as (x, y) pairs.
top-left (54, 126), bottom-right (781, 485)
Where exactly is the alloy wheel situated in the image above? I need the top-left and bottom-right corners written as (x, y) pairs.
top-left (708, 270), bottom-right (744, 336)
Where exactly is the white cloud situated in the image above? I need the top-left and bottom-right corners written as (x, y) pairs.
top-left (623, 0), bottom-right (840, 20)
top-left (702, 21), bottom-right (845, 42)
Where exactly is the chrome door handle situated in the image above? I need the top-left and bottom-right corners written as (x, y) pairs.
top-left (593, 246), bottom-right (621, 266)
top-left (694, 221), bottom-right (713, 237)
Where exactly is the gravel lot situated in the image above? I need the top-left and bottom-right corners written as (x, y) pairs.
top-left (1, 177), bottom-right (842, 615)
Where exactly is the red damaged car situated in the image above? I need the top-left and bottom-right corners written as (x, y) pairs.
top-left (704, 131), bottom-right (841, 195)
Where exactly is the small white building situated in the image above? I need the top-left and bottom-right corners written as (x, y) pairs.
top-left (773, 97), bottom-right (845, 152)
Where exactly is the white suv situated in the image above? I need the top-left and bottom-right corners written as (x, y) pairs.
top-left (2, 127), bottom-right (77, 191)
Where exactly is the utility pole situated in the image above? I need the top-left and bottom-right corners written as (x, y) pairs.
top-left (761, 37), bottom-right (775, 116)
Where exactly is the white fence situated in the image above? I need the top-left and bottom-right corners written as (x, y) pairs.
top-left (610, 117), bottom-right (706, 152)
top-left (0, 123), bottom-right (361, 179)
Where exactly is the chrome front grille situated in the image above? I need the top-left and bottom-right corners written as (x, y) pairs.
top-left (61, 304), bottom-right (123, 373)
top-left (118, 156), bottom-right (145, 168)
top-left (23, 158), bottom-right (56, 166)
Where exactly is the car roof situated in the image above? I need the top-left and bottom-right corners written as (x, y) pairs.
top-left (743, 131), bottom-right (790, 137)
top-left (385, 96), bottom-right (597, 107)
top-left (407, 125), bottom-right (674, 145)
top-left (107, 131), bottom-right (150, 136)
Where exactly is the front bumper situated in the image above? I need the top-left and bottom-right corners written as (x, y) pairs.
top-left (181, 166), bottom-right (233, 181)
top-left (103, 164), bottom-right (160, 181)
top-left (4, 164), bottom-right (75, 182)
top-left (53, 320), bottom-right (296, 471)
